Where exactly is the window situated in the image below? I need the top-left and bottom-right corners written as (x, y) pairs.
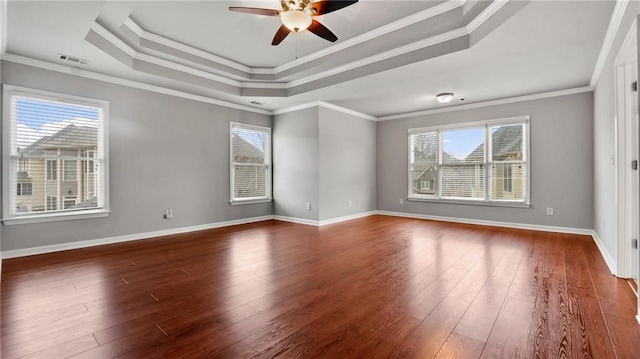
top-left (3, 86), bottom-right (110, 224)
top-left (63, 197), bottom-right (78, 209)
top-left (46, 196), bottom-right (57, 211)
top-left (503, 164), bottom-right (513, 193)
top-left (230, 122), bottom-right (271, 203)
top-left (408, 117), bottom-right (529, 205)
top-left (47, 160), bottom-right (57, 180)
top-left (17, 183), bottom-right (33, 196)
top-left (64, 160), bottom-right (77, 181)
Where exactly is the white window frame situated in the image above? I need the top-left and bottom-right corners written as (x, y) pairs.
top-left (2, 85), bottom-right (110, 225)
top-left (407, 116), bottom-right (531, 207)
top-left (229, 122), bottom-right (272, 205)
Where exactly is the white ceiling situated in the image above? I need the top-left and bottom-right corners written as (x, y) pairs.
top-left (3, 0), bottom-right (616, 118)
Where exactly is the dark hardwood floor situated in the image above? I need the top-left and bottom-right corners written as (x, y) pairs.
top-left (1, 215), bottom-right (639, 358)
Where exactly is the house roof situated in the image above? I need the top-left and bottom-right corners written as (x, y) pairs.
top-left (20, 124), bottom-right (97, 156)
top-left (232, 133), bottom-right (264, 163)
top-left (466, 125), bottom-right (523, 161)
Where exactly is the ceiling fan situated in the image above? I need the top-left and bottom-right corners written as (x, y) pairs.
top-left (229, 0), bottom-right (358, 46)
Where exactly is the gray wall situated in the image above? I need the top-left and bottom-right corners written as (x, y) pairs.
top-left (273, 107), bottom-right (320, 221)
top-left (1, 61), bottom-right (272, 251)
top-left (273, 105), bottom-right (377, 222)
top-left (377, 92), bottom-right (594, 230)
top-left (593, 4), bottom-right (640, 266)
top-left (318, 107), bottom-right (376, 220)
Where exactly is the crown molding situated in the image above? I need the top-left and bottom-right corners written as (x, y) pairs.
top-left (273, 100), bottom-right (376, 121)
top-left (466, 0), bottom-right (508, 33)
top-left (88, 0), bottom-right (520, 98)
top-left (0, 53), bottom-right (272, 115)
top-left (2, 54), bottom-right (594, 123)
top-left (288, 27), bottom-right (469, 88)
top-left (377, 86), bottom-right (593, 121)
top-left (122, 17), bottom-right (257, 75)
top-left (274, 0), bottom-right (466, 73)
top-left (590, 0), bottom-right (630, 87)
top-left (317, 101), bottom-right (377, 121)
top-left (90, 23), bottom-right (243, 88)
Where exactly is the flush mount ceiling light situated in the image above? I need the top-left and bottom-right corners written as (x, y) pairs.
top-left (436, 92), bottom-right (454, 103)
top-left (229, 0), bottom-right (358, 45)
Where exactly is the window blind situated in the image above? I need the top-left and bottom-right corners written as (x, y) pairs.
top-left (408, 117), bottom-right (529, 204)
top-left (230, 123), bottom-right (271, 201)
top-left (4, 88), bottom-right (107, 219)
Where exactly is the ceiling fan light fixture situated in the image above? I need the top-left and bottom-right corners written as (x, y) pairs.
top-left (281, 10), bottom-right (312, 32)
top-left (436, 92), bottom-right (454, 103)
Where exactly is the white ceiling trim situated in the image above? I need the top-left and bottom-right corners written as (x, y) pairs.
top-left (122, 17), bottom-right (256, 74)
top-left (376, 86), bottom-right (593, 121)
top-left (273, 100), bottom-right (376, 121)
top-left (318, 101), bottom-right (377, 121)
top-left (1, 53), bottom-right (597, 122)
top-left (590, 0), bottom-right (630, 88)
top-left (272, 101), bottom-right (319, 115)
top-left (466, 0), bottom-right (508, 33)
top-left (288, 27), bottom-right (469, 88)
top-left (121, 1), bottom-right (465, 78)
top-left (90, 23), bottom-right (243, 87)
top-left (0, 53), bottom-right (272, 115)
top-left (273, 0), bottom-right (466, 73)
top-left (88, 0), bottom-right (517, 97)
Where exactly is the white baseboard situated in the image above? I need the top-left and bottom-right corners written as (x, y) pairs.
top-left (273, 215), bottom-right (320, 226)
top-left (377, 211), bottom-right (594, 235)
top-left (0, 215), bottom-right (273, 259)
top-left (590, 231), bottom-right (617, 276)
top-left (274, 211), bottom-right (377, 227)
top-left (319, 211), bottom-right (378, 226)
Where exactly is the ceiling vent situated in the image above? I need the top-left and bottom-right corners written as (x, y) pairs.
top-left (250, 101), bottom-right (265, 106)
top-left (57, 53), bottom-right (89, 65)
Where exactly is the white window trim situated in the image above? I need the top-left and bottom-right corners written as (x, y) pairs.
top-left (407, 116), bottom-right (531, 207)
top-left (229, 121), bottom-right (272, 205)
top-left (2, 85), bottom-right (110, 225)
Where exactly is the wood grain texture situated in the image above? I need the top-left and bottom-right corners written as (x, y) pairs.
top-left (1, 216), bottom-right (639, 358)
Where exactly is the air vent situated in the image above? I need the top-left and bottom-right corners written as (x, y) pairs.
top-left (57, 53), bottom-right (89, 65)
top-left (250, 101), bottom-right (264, 106)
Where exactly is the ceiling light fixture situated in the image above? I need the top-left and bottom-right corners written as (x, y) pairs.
top-left (280, 10), bottom-right (312, 32)
top-left (436, 93), bottom-right (454, 103)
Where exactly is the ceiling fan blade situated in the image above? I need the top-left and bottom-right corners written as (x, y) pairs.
top-left (228, 7), bottom-right (280, 16)
top-left (272, 25), bottom-right (291, 46)
top-left (307, 20), bottom-right (338, 42)
top-left (309, 0), bottom-right (358, 16)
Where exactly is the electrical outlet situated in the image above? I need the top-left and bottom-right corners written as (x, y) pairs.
top-left (306, 202), bottom-right (311, 211)
top-left (399, 198), bottom-right (404, 205)
top-left (164, 208), bottom-right (173, 219)
top-left (348, 200), bottom-right (353, 208)
top-left (546, 207), bottom-right (554, 216)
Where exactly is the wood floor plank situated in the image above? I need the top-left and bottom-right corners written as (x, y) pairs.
top-left (434, 333), bottom-right (485, 359)
top-left (1, 216), bottom-right (639, 359)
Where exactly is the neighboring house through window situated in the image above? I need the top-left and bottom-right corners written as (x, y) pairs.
top-left (230, 122), bottom-right (272, 204)
top-left (2, 85), bottom-right (110, 224)
top-left (408, 116), bottom-right (529, 205)
top-left (17, 183), bottom-right (33, 196)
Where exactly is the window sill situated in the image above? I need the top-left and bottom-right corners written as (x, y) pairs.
top-left (407, 197), bottom-right (531, 208)
top-left (229, 198), bottom-right (273, 206)
top-left (2, 209), bottom-right (111, 226)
